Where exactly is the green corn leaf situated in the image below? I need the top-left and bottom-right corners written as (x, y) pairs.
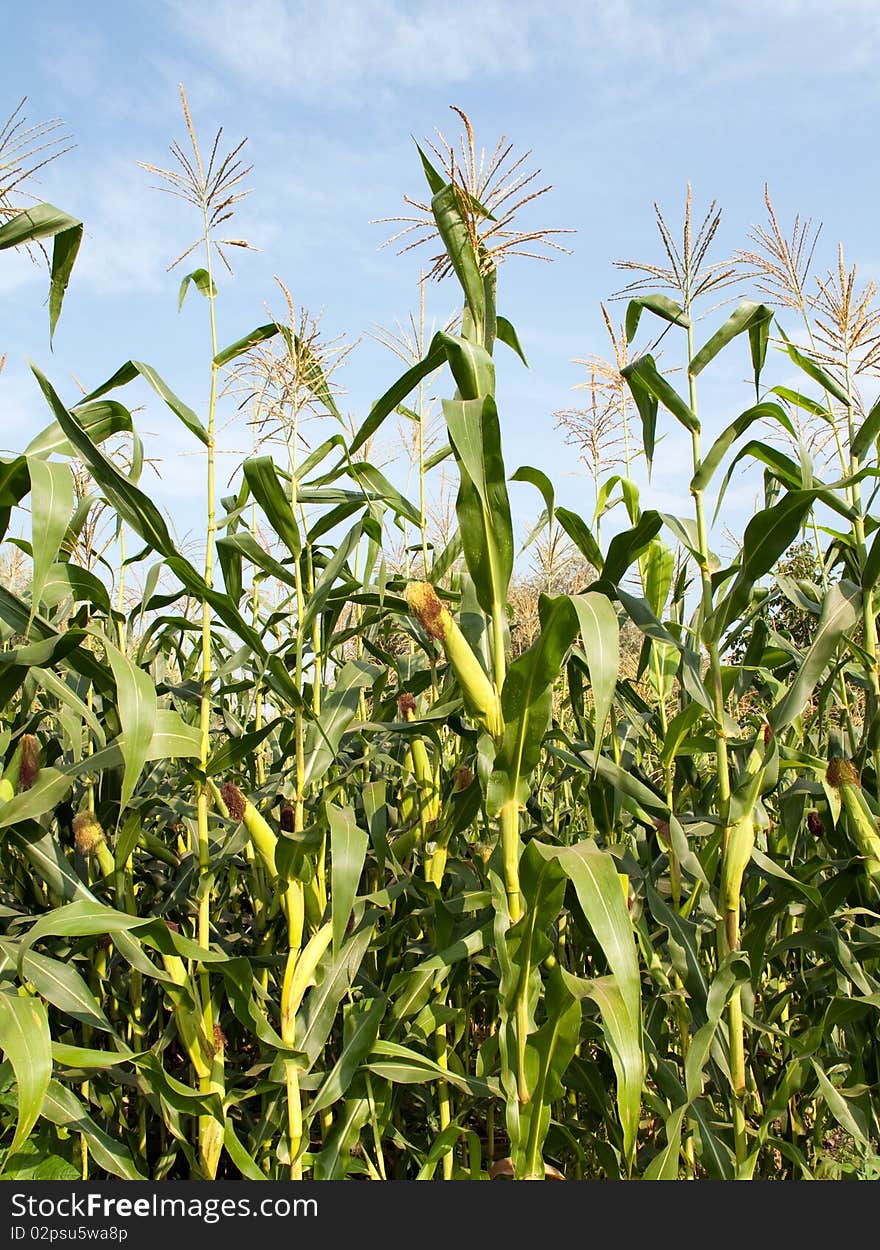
top-left (432, 183), bottom-right (485, 339)
top-left (770, 386), bottom-right (834, 419)
top-left (296, 926), bottom-right (374, 1065)
top-left (308, 996), bottom-right (387, 1117)
top-left (350, 333), bottom-right (447, 455)
top-left (25, 457), bottom-right (73, 621)
top-left (602, 512), bottom-right (663, 586)
top-left (511, 465), bottom-right (554, 527)
top-left (443, 395), bottom-right (513, 618)
top-left (30, 365), bottom-right (264, 656)
top-left (242, 455), bottom-right (301, 558)
top-left (778, 329), bottom-right (852, 407)
top-left (302, 660), bottom-right (377, 791)
top-left (622, 354), bottom-right (699, 437)
top-left (20, 902), bottom-right (150, 952)
top-left (348, 461), bottom-right (421, 527)
top-left (0, 455), bottom-right (29, 543)
top-left (212, 321), bottom-right (278, 368)
top-left (0, 767), bottom-right (73, 828)
top-left (852, 396), bottom-right (880, 462)
top-left (19, 949), bottom-right (113, 1033)
top-left (273, 322), bottom-right (343, 419)
top-left (707, 490), bottom-right (822, 642)
top-left (863, 528), bottom-right (880, 591)
top-left (0, 203), bottom-right (83, 344)
top-left (640, 537), bottom-right (674, 617)
top-left (49, 229), bottom-right (83, 346)
top-left (625, 294), bottom-right (689, 341)
top-left (509, 968), bottom-right (581, 1179)
top-left (416, 142), bottom-right (446, 194)
top-left (811, 1060), bottom-right (872, 1149)
top-left (770, 580), bottom-right (861, 732)
top-left (368, 1039), bottom-right (497, 1097)
top-left (556, 506), bottom-right (603, 572)
top-left (41, 562), bottom-right (111, 614)
top-left (104, 641), bottom-right (157, 816)
top-left (27, 400), bottom-right (134, 460)
top-left (496, 315), bottom-right (529, 365)
top-left (313, 1089), bottom-right (371, 1180)
top-left (643, 1103), bottom-right (688, 1179)
top-left (10, 825), bottom-right (93, 904)
top-left (178, 267), bottom-right (217, 310)
top-left (299, 523), bottom-right (361, 634)
top-left (222, 1120), bottom-right (266, 1181)
top-left (439, 331), bottom-right (495, 400)
top-left (488, 595), bottom-right (580, 812)
top-left (0, 990), bottom-right (52, 1161)
top-left (424, 441), bottom-right (453, 472)
top-left (40, 1081), bottom-right (145, 1179)
top-left (81, 359), bottom-right (209, 447)
top-left (620, 356), bottom-right (659, 470)
top-left (71, 708), bottom-right (201, 776)
top-left (328, 804), bottom-right (369, 955)
top-left (688, 301), bottom-right (774, 383)
top-left (569, 591), bottom-right (620, 766)
top-left (540, 838), bottom-right (643, 1170)
top-left (691, 402), bottom-right (795, 492)
top-left (217, 531), bottom-right (296, 599)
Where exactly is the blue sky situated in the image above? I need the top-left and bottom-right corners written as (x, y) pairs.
top-left (2, 0), bottom-right (879, 577)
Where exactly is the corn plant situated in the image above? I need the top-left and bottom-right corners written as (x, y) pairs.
top-left (0, 101), bottom-right (879, 1183)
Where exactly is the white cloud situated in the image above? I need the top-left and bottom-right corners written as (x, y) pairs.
top-left (166, 0), bottom-right (536, 99)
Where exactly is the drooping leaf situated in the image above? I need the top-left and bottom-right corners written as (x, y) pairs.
top-left (622, 355), bottom-right (699, 437)
top-left (625, 294), bottom-right (689, 342)
top-left (770, 580), bottom-right (861, 732)
top-left (178, 267), bottom-right (217, 310)
top-left (350, 333), bottom-right (447, 455)
top-left (0, 203), bottom-right (83, 344)
top-left (81, 359), bottom-right (209, 446)
top-left (692, 402), bottom-right (795, 492)
top-left (688, 301), bottom-right (774, 385)
top-left (30, 365), bottom-right (264, 656)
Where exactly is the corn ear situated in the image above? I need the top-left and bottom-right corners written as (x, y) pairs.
top-left (827, 757), bottom-right (880, 884)
top-left (72, 811), bottom-right (116, 879)
top-left (216, 780), bottom-right (278, 877)
top-left (721, 815), bottom-right (756, 912)
top-left (405, 582), bottom-right (503, 738)
top-left (1, 734), bottom-right (40, 798)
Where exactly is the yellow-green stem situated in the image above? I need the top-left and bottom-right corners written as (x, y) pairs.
top-left (194, 208), bottom-right (223, 1178)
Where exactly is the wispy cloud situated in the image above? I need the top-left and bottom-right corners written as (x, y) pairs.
top-left (165, 0), bottom-right (536, 99)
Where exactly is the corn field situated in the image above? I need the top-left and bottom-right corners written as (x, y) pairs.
top-left (1, 96), bottom-right (880, 1183)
